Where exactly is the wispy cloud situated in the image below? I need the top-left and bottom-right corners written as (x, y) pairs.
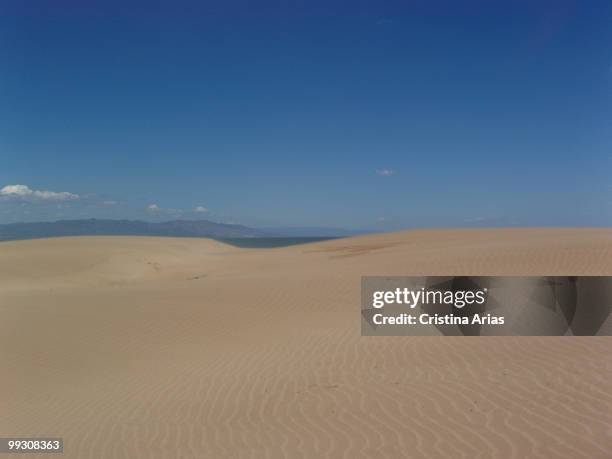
top-left (463, 216), bottom-right (489, 223)
top-left (0, 184), bottom-right (79, 200)
top-left (376, 168), bottom-right (394, 176)
top-left (147, 202), bottom-right (212, 215)
top-left (375, 18), bottom-right (393, 26)
top-left (147, 203), bottom-right (184, 217)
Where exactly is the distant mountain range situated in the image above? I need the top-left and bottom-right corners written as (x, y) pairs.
top-left (0, 219), bottom-right (363, 242)
top-left (260, 226), bottom-right (367, 237)
top-left (0, 219), bottom-right (265, 241)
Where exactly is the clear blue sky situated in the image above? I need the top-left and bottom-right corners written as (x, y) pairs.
top-left (1, 0), bottom-right (611, 229)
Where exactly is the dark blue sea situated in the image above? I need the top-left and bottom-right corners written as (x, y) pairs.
top-left (217, 237), bottom-right (339, 248)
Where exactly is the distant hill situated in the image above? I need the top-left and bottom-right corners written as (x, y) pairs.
top-left (260, 226), bottom-right (370, 237)
top-left (0, 219), bottom-right (266, 242)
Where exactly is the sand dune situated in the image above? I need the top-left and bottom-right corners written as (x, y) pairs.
top-left (2, 229), bottom-right (612, 458)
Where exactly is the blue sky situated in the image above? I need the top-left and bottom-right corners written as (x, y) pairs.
top-left (1, 0), bottom-right (611, 229)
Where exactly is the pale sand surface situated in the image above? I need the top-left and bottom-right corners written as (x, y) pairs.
top-left (1, 229), bottom-right (612, 458)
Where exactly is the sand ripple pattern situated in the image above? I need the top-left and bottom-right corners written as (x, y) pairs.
top-left (2, 230), bottom-right (612, 458)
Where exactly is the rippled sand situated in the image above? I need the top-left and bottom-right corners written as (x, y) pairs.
top-left (2, 229), bottom-right (612, 458)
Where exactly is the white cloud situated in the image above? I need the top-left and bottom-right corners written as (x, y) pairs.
top-left (1, 185), bottom-right (32, 196)
top-left (102, 200), bottom-right (117, 206)
top-left (147, 203), bottom-right (184, 216)
top-left (194, 206), bottom-right (208, 213)
top-left (376, 168), bottom-right (394, 176)
top-left (0, 184), bottom-right (79, 200)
